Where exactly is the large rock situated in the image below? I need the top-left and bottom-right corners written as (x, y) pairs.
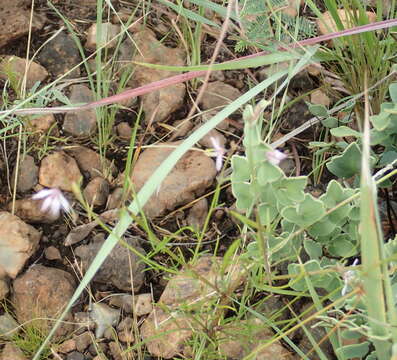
top-left (63, 85), bottom-right (97, 137)
top-left (131, 142), bottom-right (217, 217)
top-left (0, 56), bottom-right (48, 89)
top-left (129, 28), bottom-right (185, 123)
top-left (75, 236), bottom-right (145, 292)
top-left (0, 2), bottom-right (45, 48)
top-left (12, 265), bottom-right (76, 337)
top-left (39, 151), bottom-right (82, 191)
top-left (141, 256), bottom-right (246, 358)
top-left (38, 32), bottom-right (81, 78)
top-left (0, 212), bottom-right (41, 279)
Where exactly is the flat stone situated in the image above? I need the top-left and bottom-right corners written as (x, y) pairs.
top-left (38, 32), bottom-right (81, 78)
top-left (0, 343), bottom-right (27, 360)
top-left (63, 85), bottom-right (97, 137)
top-left (130, 28), bottom-right (186, 123)
top-left (11, 154), bottom-right (38, 192)
top-left (0, 3), bottom-right (45, 48)
top-left (39, 151), bottom-right (82, 192)
top-left (12, 265), bottom-right (76, 338)
top-left (8, 198), bottom-right (60, 223)
top-left (131, 142), bottom-right (217, 218)
top-left (198, 128), bottom-right (226, 149)
top-left (199, 81), bottom-right (241, 110)
top-left (75, 237), bottom-right (145, 292)
top-left (83, 177), bottom-right (109, 208)
top-left (0, 56), bottom-right (48, 89)
top-left (0, 211), bottom-right (41, 279)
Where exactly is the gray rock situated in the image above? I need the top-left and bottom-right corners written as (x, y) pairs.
top-left (66, 351), bottom-right (85, 360)
top-left (12, 265), bottom-right (76, 338)
top-left (131, 142), bottom-right (216, 218)
top-left (0, 313), bottom-right (19, 339)
top-left (63, 85), bottom-right (97, 137)
top-left (38, 32), bottom-right (81, 78)
top-left (109, 293), bottom-right (152, 316)
top-left (75, 237), bottom-right (146, 292)
top-left (11, 154), bottom-right (38, 192)
top-left (0, 212), bottom-right (41, 279)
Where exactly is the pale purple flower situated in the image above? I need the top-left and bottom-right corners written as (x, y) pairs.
top-left (210, 136), bottom-right (225, 171)
top-left (266, 149), bottom-right (287, 166)
top-left (32, 188), bottom-right (71, 217)
top-left (341, 258), bottom-right (359, 296)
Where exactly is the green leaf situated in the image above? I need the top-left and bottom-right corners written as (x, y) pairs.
top-left (273, 176), bottom-right (307, 206)
top-left (258, 203), bottom-right (278, 224)
top-left (309, 103), bottom-right (328, 117)
top-left (335, 342), bottom-right (370, 359)
top-left (326, 142), bottom-right (362, 178)
top-left (321, 116), bottom-right (339, 128)
top-left (330, 126), bottom-right (361, 138)
top-left (232, 182), bottom-right (254, 210)
top-left (304, 238), bottom-right (322, 259)
top-left (308, 218), bottom-right (336, 237)
top-left (231, 155), bottom-right (250, 182)
top-left (389, 82), bottom-right (397, 103)
top-left (281, 194), bottom-right (326, 228)
top-left (370, 111), bottom-right (391, 131)
top-left (257, 161), bottom-right (284, 184)
top-left (327, 235), bottom-right (357, 257)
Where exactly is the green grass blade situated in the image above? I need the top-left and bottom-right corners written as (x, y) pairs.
top-left (134, 49), bottom-right (310, 72)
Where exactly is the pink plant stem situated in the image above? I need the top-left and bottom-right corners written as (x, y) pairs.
top-left (3, 18), bottom-right (397, 116)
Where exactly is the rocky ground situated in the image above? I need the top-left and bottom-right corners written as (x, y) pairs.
top-left (0, 0), bottom-right (374, 359)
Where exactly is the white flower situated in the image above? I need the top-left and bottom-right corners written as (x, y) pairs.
top-left (341, 258), bottom-right (359, 296)
top-left (32, 188), bottom-right (71, 217)
top-left (210, 136), bottom-right (225, 171)
top-left (266, 149), bottom-right (287, 165)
